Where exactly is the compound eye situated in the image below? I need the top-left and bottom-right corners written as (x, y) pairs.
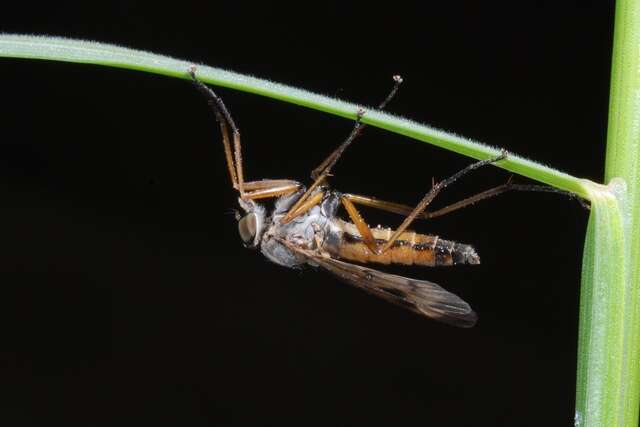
top-left (238, 213), bottom-right (257, 245)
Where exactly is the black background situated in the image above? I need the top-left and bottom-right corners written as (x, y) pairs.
top-left (1, 2), bottom-right (611, 426)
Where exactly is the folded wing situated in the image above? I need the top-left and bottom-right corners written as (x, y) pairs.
top-left (288, 244), bottom-right (477, 327)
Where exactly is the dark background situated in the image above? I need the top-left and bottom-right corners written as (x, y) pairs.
top-left (1, 2), bottom-right (611, 426)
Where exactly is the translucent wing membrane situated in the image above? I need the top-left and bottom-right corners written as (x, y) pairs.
top-left (286, 244), bottom-right (477, 327)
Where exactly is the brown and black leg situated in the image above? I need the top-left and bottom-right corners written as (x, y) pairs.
top-left (188, 66), bottom-right (302, 202)
top-left (342, 177), bottom-right (587, 221)
top-left (281, 75), bottom-right (404, 223)
top-left (338, 151), bottom-right (588, 255)
top-left (310, 75), bottom-right (404, 180)
top-left (338, 152), bottom-right (510, 255)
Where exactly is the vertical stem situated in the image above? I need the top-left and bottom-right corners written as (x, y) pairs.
top-left (576, 0), bottom-right (640, 426)
top-left (605, 0), bottom-right (640, 424)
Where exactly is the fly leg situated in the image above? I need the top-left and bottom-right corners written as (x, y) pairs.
top-left (282, 75), bottom-right (403, 223)
top-left (285, 191), bottom-right (326, 220)
top-left (188, 66), bottom-right (248, 198)
top-left (241, 179), bottom-right (303, 200)
top-left (339, 152), bottom-right (509, 255)
top-left (342, 177), bottom-right (588, 221)
top-left (190, 68), bottom-right (325, 205)
top-left (310, 75), bottom-right (404, 180)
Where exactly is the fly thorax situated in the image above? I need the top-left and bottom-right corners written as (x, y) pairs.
top-left (277, 206), bottom-right (326, 247)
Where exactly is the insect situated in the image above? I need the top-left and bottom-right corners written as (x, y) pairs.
top-left (187, 66), bottom-right (566, 327)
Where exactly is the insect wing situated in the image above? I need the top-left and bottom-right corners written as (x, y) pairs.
top-left (289, 245), bottom-right (477, 327)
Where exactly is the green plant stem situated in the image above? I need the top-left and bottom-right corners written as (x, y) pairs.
top-left (0, 34), bottom-right (590, 198)
top-left (575, 0), bottom-right (640, 426)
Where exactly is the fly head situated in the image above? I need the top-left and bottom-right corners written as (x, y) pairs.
top-left (237, 198), bottom-right (267, 248)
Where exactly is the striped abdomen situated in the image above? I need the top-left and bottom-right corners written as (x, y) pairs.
top-left (329, 220), bottom-right (479, 267)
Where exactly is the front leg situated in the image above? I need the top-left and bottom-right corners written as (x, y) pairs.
top-left (241, 179), bottom-right (302, 200)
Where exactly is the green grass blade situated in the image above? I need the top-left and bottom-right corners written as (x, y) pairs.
top-left (0, 33), bottom-right (590, 198)
top-left (576, 180), bottom-right (626, 426)
top-left (576, 0), bottom-right (640, 426)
